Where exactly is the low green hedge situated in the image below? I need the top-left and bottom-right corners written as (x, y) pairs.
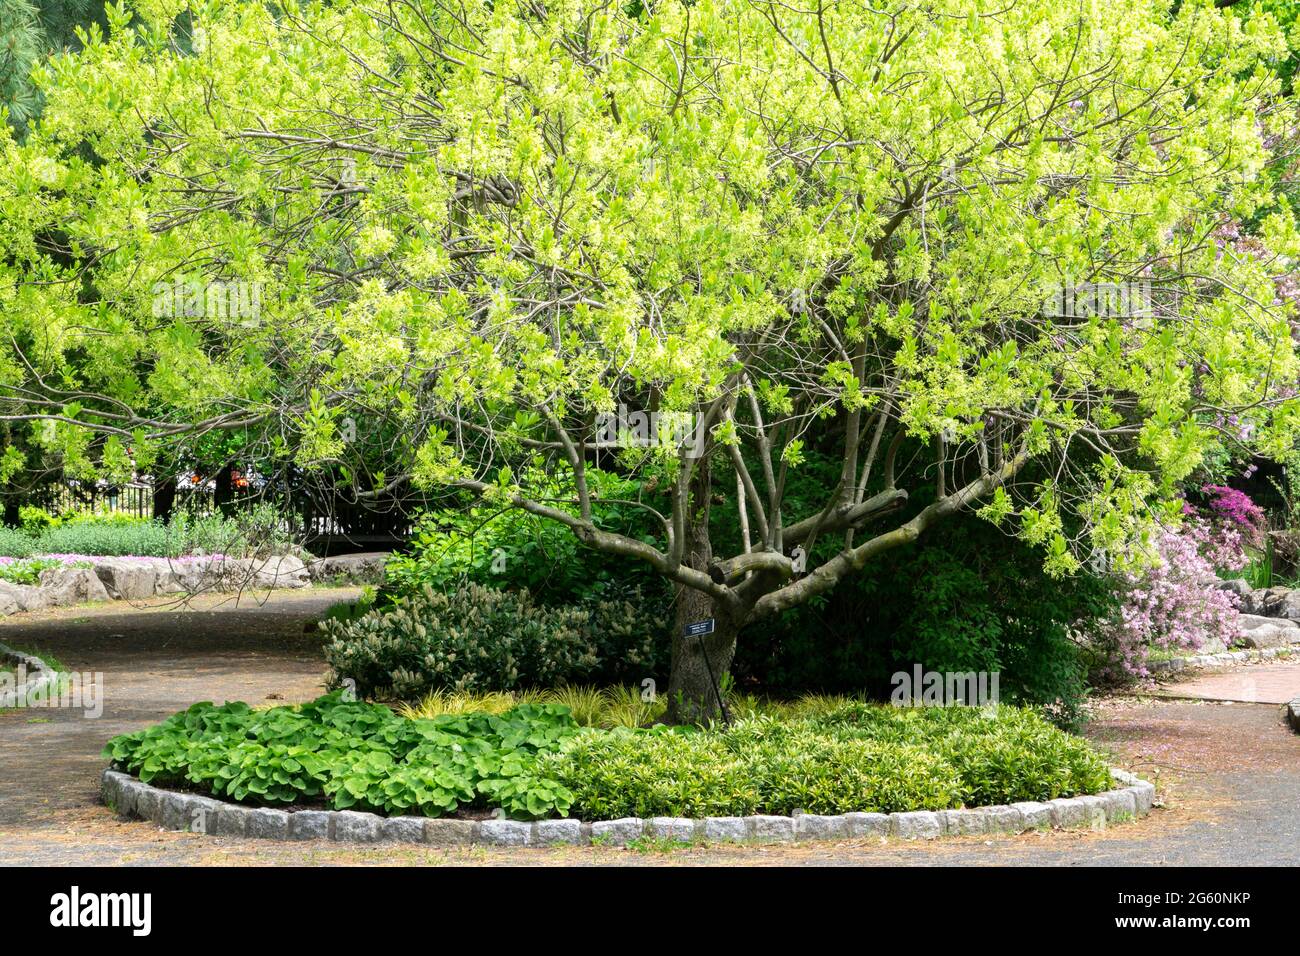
top-left (321, 583), bottom-right (662, 697)
top-left (103, 693), bottom-right (1112, 821)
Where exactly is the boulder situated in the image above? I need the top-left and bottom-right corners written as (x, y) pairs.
top-left (145, 557), bottom-right (206, 594)
top-left (307, 552), bottom-right (390, 585)
top-left (1245, 586), bottom-right (1294, 617)
top-left (1238, 613), bottom-right (1297, 632)
top-left (1238, 622), bottom-right (1296, 649)
top-left (0, 579), bottom-right (49, 613)
top-left (1268, 590), bottom-right (1300, 622)
top-left (37, 566), bottom-right (111, 607)
top-left (1214, 578), bottom-right (1252, 599)
top-left (93, 559), bottom-right (158, 601)
top-left (200, 557), bottom-right (252, 591)
top-left (0, 588), bottom-right (16, 616)
top-left (249, 554), bottom-right (310, 589)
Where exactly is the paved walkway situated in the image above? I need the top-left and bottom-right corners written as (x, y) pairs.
top-left (2, 594), bottom-right (1299, 865)
top-left (1156, 662), bottom-right (1300, 704)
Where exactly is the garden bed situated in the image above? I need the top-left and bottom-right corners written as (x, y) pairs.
top-left (100, 692), bottom-right (1151, 843)
top-left (100, 767), bottom-right (1153, 845)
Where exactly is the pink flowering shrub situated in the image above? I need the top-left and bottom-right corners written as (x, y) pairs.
top-left (1094, 488), bottom-right (1260, 680)
top-left (1200, 484), bottom-right (1265, 548)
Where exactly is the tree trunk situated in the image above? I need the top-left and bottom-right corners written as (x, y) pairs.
top-left (665, 450), bottom-right (741, 724)
top-left (214, 463), bottom-right (235, 517)
top-left (152, 475), bottom-right (176, 523)
top-left (667, 586), bottom-right (740, 724)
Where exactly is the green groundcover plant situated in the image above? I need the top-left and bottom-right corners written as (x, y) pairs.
top-left (103, 692), bottom-right (1112, 821)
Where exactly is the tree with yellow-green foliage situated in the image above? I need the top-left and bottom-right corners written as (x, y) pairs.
top-left (3, 0), bottom-right (1300, 719)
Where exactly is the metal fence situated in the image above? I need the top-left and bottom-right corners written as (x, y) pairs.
top-left (21, 477), bottom-right (415, 554)
top-left (27, 481), bottom-right (233, 519)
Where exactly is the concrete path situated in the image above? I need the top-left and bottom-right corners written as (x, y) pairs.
top-left (2, 594), bottom-right (1298, 865)
top-left (1157, 662), bottom-right (1300, 704)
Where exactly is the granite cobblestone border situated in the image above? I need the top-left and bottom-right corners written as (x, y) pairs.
top-left (100, 767), bottom-right (1155, 848)
top-left (0, 641), bottom-right (61, 708)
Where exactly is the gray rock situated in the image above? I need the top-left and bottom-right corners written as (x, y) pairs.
top-left (425, 819), bottom-right (478, 846)
top-left (185, 797), bottom-right (223, 835)
top-left (479, 819), bottom-right (532, 846)
top-left (644, 817), bottom-right (695, 842)
top-left (749, 815), bottom-right (795, 843)
top-left (147, 558), bottom-right (200, 595)
top-left (1011, 801), bottom-right (1054, 830)
top-left (134, 788), bottom-right (161, 824)
top-left (793, 813), bottom-right (848, 841)
top-left (843, 812), bottom-right (889, 838)
top-left (1101, 789), bottom-right (1137, 823)
top-left (333, 810), bottom-right (381, 842)
top-left (700, 817), bottom-right (749, 842)
top-left (591, 817), bottom-right (643, 846)
top-left (1239, 612), bottom-right (1296, 631)
top-left (100, 770), bottom-right (123, 808)
top-left (0, 579), bottom-right (49, 613)
top-left (0, 589), bottom-right (16, 616)
top-left (246, 807), bottom-right (291, 839)
top-left (1075, 795), bottom-right (1108, 829)
top-left (1244, 586), bottom-right (1290, 616)
top-left (1047, 797), bottom-right (1087, 829)
top-left (116, 779), bottom-right (141, 819)
top-left (213, 804), bottom-right (249, 837)
top-left (249, 555), bottom-right (310, 589)
top-left (1215, 578), bottom-right (1252, 598)
top-left (38, 566), bottom-right (111, 607)
top-left (890, 811), bottom-right (942, 840)
top-left (308, 552), bottom-right (391, 585)
top-left (536, 818), bottom-right (586, 845)
top-left (983, 805), bottom-right (1025, 834)
top-left (289, 811), bottom-right (332, 841)
top-left (1239, 623), bottom-right (1292, 649)
top-left (1128, 782), bottom-right (1156, 814)
top-left (160, 792), bottom-right (190, 831)
top-left (205, 558), bottom-right (254, 592)
top-left (939, 808), bottom-right (988, 836)
top-left (93, 559), bottom-right (157, 601)
top-left (380, 816), bottom-right (427, 843)
top-left (1268, 590), bottom-right (1300, 621)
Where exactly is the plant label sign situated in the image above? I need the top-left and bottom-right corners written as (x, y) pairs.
top-left (683, 618), bottom-right (715, 638)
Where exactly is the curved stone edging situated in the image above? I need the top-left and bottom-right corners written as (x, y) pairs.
top-left (0, 641), bottom-right (61, 708)
top-left (1287, 698), bottom-right (1300, 734)
top-left (99, 767), bottom-right (1155, 847)
top-left (1148, 645), bottom-right (1294, 675)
